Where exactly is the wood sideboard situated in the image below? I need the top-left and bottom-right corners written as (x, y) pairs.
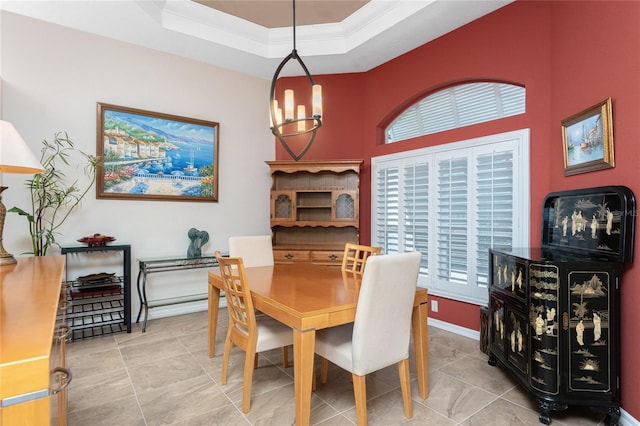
top-left (0, 255), bottom-right (69, 426)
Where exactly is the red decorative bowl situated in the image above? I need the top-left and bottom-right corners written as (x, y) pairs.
top-left (78, 234), bottom-right (116, 247)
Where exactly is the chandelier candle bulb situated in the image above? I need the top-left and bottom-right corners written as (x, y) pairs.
top-left (270, 100), bottom-right (278, 126)
top-left (297, 105), bottom-right (306, 132)
top-left (285, 89), bottom-right (294, 121)
top-left (312, 85), bottom-right (322, 117)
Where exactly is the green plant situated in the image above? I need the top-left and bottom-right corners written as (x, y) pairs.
top-left (9, 132), bottom-right (100, 256)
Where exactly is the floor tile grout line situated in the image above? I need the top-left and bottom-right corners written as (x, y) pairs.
top-left (116, 332), bottom-right (151, 426)
top-left (184, 330), bottom-right (284, 425)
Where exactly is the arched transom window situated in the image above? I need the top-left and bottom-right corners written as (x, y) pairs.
top-left (386, 82), bottom-right (526, 143)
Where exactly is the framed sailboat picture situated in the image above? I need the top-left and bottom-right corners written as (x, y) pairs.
top-left (96, 103), bottom-right (219, 202)
top-left (561, 98), bottom-right (614, 176)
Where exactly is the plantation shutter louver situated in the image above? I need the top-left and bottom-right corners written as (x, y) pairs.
top-left (475, 144), bottom-right (515, 290)
top-left (403, 162), bottom-right (430, 275)
top-left (436, 155), bottom-right (468, 284)
top-left (374, 166), bottom-right (400, 253)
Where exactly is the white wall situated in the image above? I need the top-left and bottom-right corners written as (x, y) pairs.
top-left (1, 11), bottom-right (274, 319)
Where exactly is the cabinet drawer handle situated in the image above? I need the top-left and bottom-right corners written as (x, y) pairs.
top-left (328, 254), bottom-right (338, 260)
top-left (285, 253), bottom-right (294, 259)
top-left (562, 312), bottom-right (569, 331)
top-left (51, 367), bottom-right (72, 395)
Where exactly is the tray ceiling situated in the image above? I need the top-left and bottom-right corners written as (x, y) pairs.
top-left (0, 0), bottom-right (513, 79)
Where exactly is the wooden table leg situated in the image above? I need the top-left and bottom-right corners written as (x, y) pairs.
top-left (208, 283), bottom-right (220, 358)
top-left (293, 328), bottom-right (315, 426)
top-left (412, 301), bottom-right (429, 399)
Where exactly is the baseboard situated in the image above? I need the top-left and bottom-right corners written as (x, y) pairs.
top-left (428, 317), bottom-right (480, 341)
top-left (621, 409), bottom-right (640, 426)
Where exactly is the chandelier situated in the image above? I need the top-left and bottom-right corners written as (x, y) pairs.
top-left (269, 0), bottom-right (322, 161)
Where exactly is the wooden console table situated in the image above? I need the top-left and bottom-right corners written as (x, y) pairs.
top-left (136, 254), bottom-right (219, 332)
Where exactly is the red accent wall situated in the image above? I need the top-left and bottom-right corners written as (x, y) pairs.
top-left (275, 0), bottom-right (640, 416)
top-left (548, 1), bottom-right (640, 418)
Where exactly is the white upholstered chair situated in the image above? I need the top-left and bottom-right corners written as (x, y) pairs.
top-left (227, 235), bottom-right (289, 367)
top-left (214, 252), bottom-right (293, 413)
top-left (228, 235), bottom-right (274, 267)
top-left (315, 251), bottom-right (422, 426)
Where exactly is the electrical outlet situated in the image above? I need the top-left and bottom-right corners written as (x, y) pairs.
top-left (431, 300), bottom-right (438, 312)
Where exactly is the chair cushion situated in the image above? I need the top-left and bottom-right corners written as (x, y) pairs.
top-left (255, 316), bottom-right (293, 352)
top-left (315, 324), bottom-right (354, 372)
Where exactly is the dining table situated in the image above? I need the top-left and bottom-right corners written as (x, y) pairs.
top-left (207, 263), bottom-right (429, 426)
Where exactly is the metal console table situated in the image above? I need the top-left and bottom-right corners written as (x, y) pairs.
top-left (136, 254), bottom-right (219, 332)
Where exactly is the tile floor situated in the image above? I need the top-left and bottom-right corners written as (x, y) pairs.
top-left (66, 310), bottom-right (608, 425)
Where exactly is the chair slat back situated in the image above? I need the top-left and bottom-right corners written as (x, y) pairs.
top-left (215, 252), bottom-right (256, 335)
top-left (341, 243), bottom-right (381, 275)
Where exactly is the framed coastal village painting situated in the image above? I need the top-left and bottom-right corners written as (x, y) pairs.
top-left (561, 98), bottom-right (614, 176)
top-left (96, 103), bottom-right (219, 202)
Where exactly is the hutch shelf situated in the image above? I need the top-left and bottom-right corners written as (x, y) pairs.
top-left (266, 160), bottom-right (362, 265)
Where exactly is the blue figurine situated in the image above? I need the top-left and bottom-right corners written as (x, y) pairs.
top-left (187, 228), bottom-right (209, 258)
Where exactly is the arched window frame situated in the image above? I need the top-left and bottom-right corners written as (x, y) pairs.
top-left (385, 81), bottom-right (526, 144)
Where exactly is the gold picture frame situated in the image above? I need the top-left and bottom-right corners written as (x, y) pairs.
top-left (96, 103), bottom-right (219, 202)
top-left (561, 98), bottom-right (614, 176)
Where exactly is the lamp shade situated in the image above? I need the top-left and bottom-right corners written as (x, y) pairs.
top-left (0, 120), bottom-right (44, 174)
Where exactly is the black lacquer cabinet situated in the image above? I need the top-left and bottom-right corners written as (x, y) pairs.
top-left (488, 186), bottom-right (635, 425)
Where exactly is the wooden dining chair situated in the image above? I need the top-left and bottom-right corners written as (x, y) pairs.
top-left (341, 243), bottom-right (381, 275)
top-left (228, 235), bottom-right (274, 267)
top-left (315, 251), bottom-right (422, 426)
top-left (227, 235), bottom-right (290, 367)
top-left (214, 251), bottom-right (293, 413)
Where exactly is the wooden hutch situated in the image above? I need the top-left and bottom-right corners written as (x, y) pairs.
top-left (266, 160), bottom-right (362, 265)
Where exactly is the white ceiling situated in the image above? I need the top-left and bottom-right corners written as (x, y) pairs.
top-left (1, 0), bottom-right (513, 80)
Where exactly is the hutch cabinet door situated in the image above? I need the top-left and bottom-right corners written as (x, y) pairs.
top-left (271, 191), bottom-right (295, 222)
top-left (332, 191), bottom-right (358, 222)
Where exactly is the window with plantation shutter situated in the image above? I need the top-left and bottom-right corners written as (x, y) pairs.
top-left (372, 129), bottom-right (530, 305)
top-left (386, 82), bottom-right (525, 143)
